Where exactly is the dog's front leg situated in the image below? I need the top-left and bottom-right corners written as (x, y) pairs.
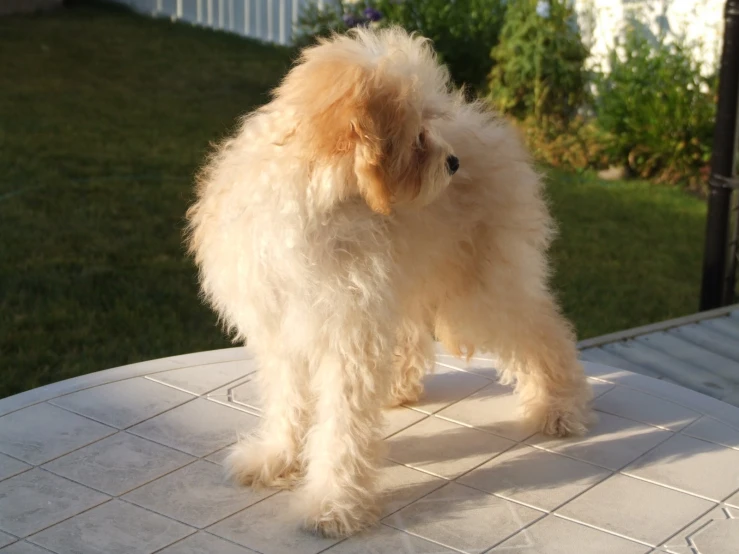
top-left (296, 348), bottom-right (389, 538)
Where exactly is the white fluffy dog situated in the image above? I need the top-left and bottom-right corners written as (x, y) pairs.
top-left (186, 27), bottom-right (592, 537)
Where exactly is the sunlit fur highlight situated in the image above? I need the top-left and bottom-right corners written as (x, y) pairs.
top-left (186, 26), bottom-right (593, 538)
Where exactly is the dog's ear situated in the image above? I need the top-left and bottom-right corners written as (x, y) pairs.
top-left (274, 51), bottom-right (405, 215)
top-left (350, 115), bottom-right (393, 215)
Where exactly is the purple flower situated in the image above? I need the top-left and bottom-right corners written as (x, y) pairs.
top-left (341, 13), bottom-right (367, 29)
top-left (363, 7), bottom-right (382, 22)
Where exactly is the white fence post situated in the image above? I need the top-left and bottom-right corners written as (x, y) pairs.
top-left (244, 0), bottom-right (250, 34)
top-left (279, 0), bottom-right (286, 44)
top-left (267, 0), bottom-right (273, 42)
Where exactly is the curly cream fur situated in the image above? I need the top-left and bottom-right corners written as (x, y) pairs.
top-left (186, 27), bottom-right (593, 538)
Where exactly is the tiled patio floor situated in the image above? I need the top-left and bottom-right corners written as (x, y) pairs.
top-left (1, 348), bottom-right (738, 553)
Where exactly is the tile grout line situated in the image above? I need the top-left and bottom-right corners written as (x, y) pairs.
top-left (551, 511), bottom-right (657, 548)
top-left (44, 451), bottom-right (201, 499)
top-left (22, 497), bottom-right (116, 543)
top-left (0, 353), bottom-right (254, 419)
top-left (382, 412), bottom-right (432, 440)
top-left (679, 414), bottom-right (739, 450)
top-left (201, 488), bottom-right (282, 533)
top-left (430, 410), bottom-right (537, 442)
top-left (649, 501), bottom-right (724, 552)
top-left (206, 396), bottom-right (262, 417)
top-left (478, 509), bottom-right (550, 554)
top-left (598, 379), bottom-right (739, 432)
top-left (380, 521), bottom-right (468, 554)
top-left (149, 530), bottom-right (263, 554)
top-left (144, 368), bottom-right (258, 398)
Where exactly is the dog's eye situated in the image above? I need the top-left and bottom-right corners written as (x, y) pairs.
top-left (417, 131), bottom-right (426, 149)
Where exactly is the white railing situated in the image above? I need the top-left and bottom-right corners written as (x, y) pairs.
top-left (114, 0), bottom-right (334, 45)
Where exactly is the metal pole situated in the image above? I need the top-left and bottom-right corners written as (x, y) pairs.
top-left (700, 0), bottom-right (739, 310)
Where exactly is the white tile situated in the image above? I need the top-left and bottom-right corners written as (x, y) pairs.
top-left (168, 348), bottom-right (251, 366)
top-left (623, 434), bottom-right (739, 501)
top-left (157, 532), bottom-right (257, 554)
top-left (458, 444), bottom-right (610, 511)
top-left (50, 378), bottom-right (194, 429)
top-left (129, 398), bottom-right (260, 457)
top-left (557, 474), bottom-right (715, 546)
top-left (382, 408), bottom-right (427, 439)
top-left (581, 362), bottom-right (636, 382)
top-left (690, 520), bottom-right (739, 554)
top-left (662, 506), bottom-right (738, 554)
top-left (209, 492), bottom-right (342, 554)
top-left (322, 523), bottom-right (456, 553)
top-left (527, 411), bottom-right (673, 470)
top-left (434, 355), bottom-right (500, 380)
top-left (149, 359), bottom-right (257, 396)
top-left (604, 373), bottom-right (739, 430)
top-left (29, 499), bottom-right (194, 554)
top-left (123, 460), bottom-right (275, 528)
top-left (387, 416), bottom-right (515, 479)
top-left (384, 482), bottom-right (543, 553)
top-left (589, 378), bottom-right (616, 399)
top-left (0, 543), bottom-right (49, 554)
top-left (435, 382), bottom-right (533, 441)
top-left (0, 469), bottom-right (108, 537)
top-left (409, 365), bottom-right (491, 415)
top-left (0, 532), bottom-right (15, 549)
top-left (207, 373), bottom-right (261, 413)
top-left (682, 416), bottom-right (739, 450)
top-left (491, 515), bottom-right (650, 553)
top-left (0, 403), bottom-right (115, 465)
top-left (377, 462), bottom-right (446, 518)
top-left (594, 387), bottom-right (700, 431)
top-left (0, 454), bottom-right (30, 482)
top-left (43, 432), bottom-right (195, 496)
top-left (204, 445), bottom-right (234, 466)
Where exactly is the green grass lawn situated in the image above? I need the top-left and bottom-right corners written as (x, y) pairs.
top-left (0, 0), bottom-right (708, 399)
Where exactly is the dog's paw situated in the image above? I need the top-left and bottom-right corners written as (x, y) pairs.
top-left (225, 441), bottom-right (302, 490)
top-left (300, 499), bottom-right (378, 538)
top-left (525, 398), bottom-right (595, 438)
top-left (387, 378), bottom-right (424, 408)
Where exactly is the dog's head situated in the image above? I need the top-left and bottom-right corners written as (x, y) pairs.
top-left (273, 27), bottom-right (458, 215)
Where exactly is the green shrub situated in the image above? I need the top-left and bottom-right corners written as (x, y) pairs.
top-left (293, 2), bottom-right (345, 48)
top-left (513, 115), bottom-right (614, 171)
top-left (293, 2), bottom-right (383, 49)
top-left (373, 0), bottom-right (506, 91)
top-left (488, 0), bottom-right (588, 123)
top-left (594, 25), bottom-right (716, 188)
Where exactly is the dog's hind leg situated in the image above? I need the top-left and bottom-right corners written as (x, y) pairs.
top-left (225, 350), bottom-right (310, 489)
top-left (434, 238), bottom-right (593, 438)
top-left (388, 313), bottom-right (434, 407)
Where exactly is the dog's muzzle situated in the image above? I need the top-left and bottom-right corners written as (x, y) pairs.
top-left (446, 155), bottom-right (459, 175)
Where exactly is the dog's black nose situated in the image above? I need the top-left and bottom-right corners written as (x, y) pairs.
top-left (446, 155), bottom-right (459, 175)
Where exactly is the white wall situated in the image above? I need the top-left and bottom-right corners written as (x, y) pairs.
top-left (574, 0), bottom-right (724, 73)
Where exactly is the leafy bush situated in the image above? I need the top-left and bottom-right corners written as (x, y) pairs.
top-left (293, 1), bottom-right (383, 48)
top-left (372, 0), bottom-right (506, 91)
top-left (513, 115), bottom-right (614, 171)
top-left (488, 0), bottom-right (588, 123)
top-left (594, 25), bottom-right (716, 188)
